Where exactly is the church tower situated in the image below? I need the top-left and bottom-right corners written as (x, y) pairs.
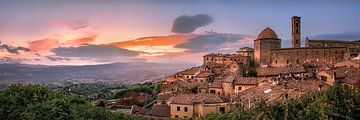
top-left (291, 16), bottom-right (301, 48)
top-left (254, 27), bottom-right (281, 66)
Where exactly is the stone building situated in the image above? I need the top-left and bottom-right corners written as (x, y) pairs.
top-left (253, 16), bottom-right (360, 67)
top-left (169, 93), bottom-right (234, 119)
top-left (237, 47), bottom-right (254, 60)
top-left (254, 27), bottom-right (281, 66)
top-left (316, 67), bottom-right (360, 89)
top-left (203, 53), bottom-right (251, 66)
top-left (334, 59), bottom-right (360, 68)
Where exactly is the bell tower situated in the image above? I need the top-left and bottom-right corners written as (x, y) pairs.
top-left (291, 16), bottom-right (301, 48)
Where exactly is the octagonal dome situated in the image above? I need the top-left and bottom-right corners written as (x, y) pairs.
top-left (257, 27), bottom-right (278, 39)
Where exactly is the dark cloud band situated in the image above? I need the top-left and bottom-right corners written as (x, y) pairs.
top-left (171, 14), bottom-right (213, 33)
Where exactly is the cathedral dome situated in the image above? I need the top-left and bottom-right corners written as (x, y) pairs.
top-left (257, 27), bottom-right (279, 39)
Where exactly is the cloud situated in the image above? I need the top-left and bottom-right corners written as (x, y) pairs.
top-left (49, 20), bottom-right (89, 30)
top-left (63, 34), bottom-right (97, 46)
top-left (174, 33), bottom-right (250, 52)
top-left (171, 14), bottom-right (213, 33)
top-left (51, 44), bottom-right (145, 62)
top-left (28, 38), bottom-right (60, 53)
top-left (45, 56), bottom-right (72, 61)
top-left (309, 31), bottom-right (360, 40)
top-left (0, 43), bottom-right (31, 54)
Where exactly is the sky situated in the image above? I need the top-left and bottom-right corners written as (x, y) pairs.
top-left (0, 0), bottom-right (360, 65)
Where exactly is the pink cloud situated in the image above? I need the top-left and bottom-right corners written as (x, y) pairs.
top-left (28, 38), bottom-right (60, 53)
top-left (63, 34), bottom-right (97, 46)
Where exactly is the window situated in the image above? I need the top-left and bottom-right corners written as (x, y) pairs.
top-left (210, 90), bottom-right (216, 93)
top-left (295, 23), bottom-right (299, 27)
top-left (238, 87), bottom-right (242, 90)
top-left (296, 59), bottom-right (299, 64)
top-left (320, 76), bottom-right (327, 82)
top-left (220, 107), bottom-right (225, 114)
top-left (184, 116), bottom-right (188, 119)
top-left (296, 29), bottom-right (299, 33)
top-left (184, 107), bottom-right (188, 112)
top-left (286, 60), bottom-right (289, 64)
top-left (275, 60), bottom-right (278, 64)
top-left (296, 40), bottom-right (299, 44)
top-left (200, 80), bottom-right (203, 82)
top-left (175, 115), bottom-right (179, 118)
top-left (177, 106), bottom-right (180, 111)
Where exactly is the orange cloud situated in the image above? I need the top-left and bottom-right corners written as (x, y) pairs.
top-left (63, 34), bottom-right (97, 46)
top-left (28, 38), bottom-right (60, 53)
top-left (111, 34), bottom-right (198, 48)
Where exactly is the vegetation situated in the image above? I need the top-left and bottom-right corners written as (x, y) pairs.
top-left (203, 86), bottom-right (360, 120)
top-left (246, 70), bottom-right (257, 77)
top-left (0, 84), bottom-right (143, 120)
top-left (62, 82), bottom-right (160, 101)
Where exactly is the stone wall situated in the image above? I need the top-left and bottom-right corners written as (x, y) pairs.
top-left (270, 47), bottom-right (347, 67)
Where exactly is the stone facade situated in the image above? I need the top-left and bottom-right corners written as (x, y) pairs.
top-left (253, 16), bottom-right (359, 67)
top-left (292, 16), bottom-right (301, 48)
top-left (305, 38), bottom-right (360, 58)
top-left (270, 47), bottom-right (347, 67)
top-left (254, 27), bottom-right (281, 66)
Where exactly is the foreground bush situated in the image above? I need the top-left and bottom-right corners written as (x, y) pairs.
top-left (203, 86), bottom-right (360, 120)
top-left (0, 84), bottom-right (131, 120)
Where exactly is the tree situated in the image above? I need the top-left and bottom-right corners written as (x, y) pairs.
top-left (246, 70), bottom-right (257, 77)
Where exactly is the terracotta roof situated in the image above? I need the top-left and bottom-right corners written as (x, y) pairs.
top-left (177, 67), bottom-right (200, 75)
top-left (257, 65), bottom-right (307, 76)
top-left (306, 39), bottom-right (360, 44)
top-left (237, 80), bottom-right (329, 109)
top-left (170, 93), bottom-right (224, 105)
top-left (131, 105), bottom-right (148, 115)
top-left (257, 27), bottom-right (279, 40)
top-left (197, 83), bottom-right (209, 89)
top-left (157, 93), bottom-right (174, 102)
top-left (344, 59), bottom-right (360, 65)
top-left (148, 104), bottom-right (170, 117)
top-left (195, 71), bottom-right (214, 78)
top-left (208, 79), bottom-right (223, 88)
top-left (272, 47), bottom-right (346, 51)
top-left (321, 67), bottom-right (360, 84)
top-left (160, 80), bottom-right (199, 92)
top-left (234, 77), bottom-right (259, 85)
top-left (222, 74), bottom-right (236, 83)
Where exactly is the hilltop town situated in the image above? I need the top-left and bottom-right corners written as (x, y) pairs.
top-left (107, 16), bottom-right (360, 119)
top-left (31, 16), bottom-right (360, 119)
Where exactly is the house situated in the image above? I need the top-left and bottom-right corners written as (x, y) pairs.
top-left (169, 93), bottom-right (231, 119)
top-left (316, 67), bottom-right (360, 89)
top-left (234, 77), bottom-right (259, 93)
top-left (148, 104), bottom-right (171, 118)
top-left (192, 71), bottom-right (215, 83)
top-left (257, 64), bottom-right (309, 81)
top-left (334, 59), bottom-right (360, 68)
top-left (160, 80), bottom-right (199, 93)
top-left (175, 67), bottom-right (200, 81)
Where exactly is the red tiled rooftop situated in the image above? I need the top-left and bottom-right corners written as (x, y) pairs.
top-left (170, 93), bottom-right (224, 105)
top-left (257, 65), bottom-right (307, 76)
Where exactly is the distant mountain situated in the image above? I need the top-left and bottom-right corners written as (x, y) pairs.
top-left (0, 62), bottom-right (194, 90)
